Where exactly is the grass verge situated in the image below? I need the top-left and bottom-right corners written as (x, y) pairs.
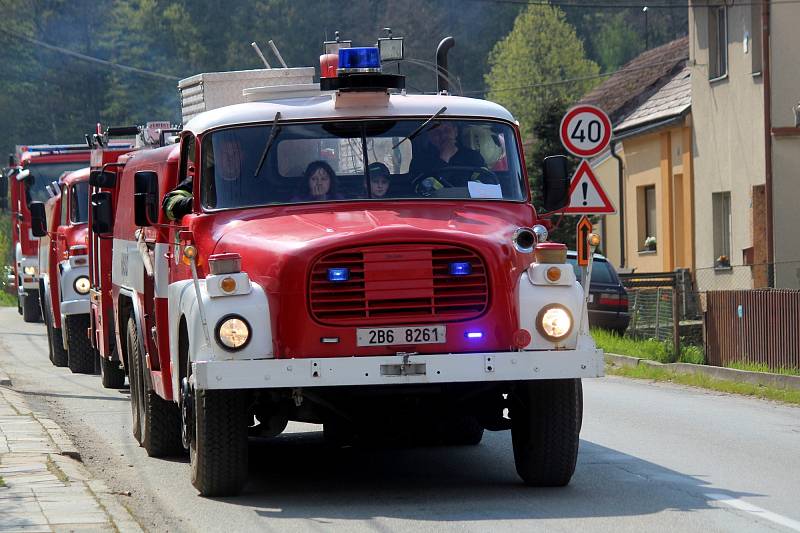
top-left (46, 455), bottom-right (69, 484)
top-left (724, 361), bottom-right (800, 377)
top-left (0, 291), bottom-right (16, 307)
top-left (592, 327), bottom-right (704, 364)
top-left (608, 364), bottom-right (800, 405)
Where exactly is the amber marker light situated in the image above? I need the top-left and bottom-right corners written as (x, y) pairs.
top-left (546, 266), bottom-right (562, 283)
top-left (588, 233), bottom-right (601, 248)
top-left (182, 245), bottom-right (198, 266)
top-left (220, 276), bottom-right (237, 293)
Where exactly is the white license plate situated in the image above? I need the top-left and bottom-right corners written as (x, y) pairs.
top-left (357, 325), bottom-right (446, 347)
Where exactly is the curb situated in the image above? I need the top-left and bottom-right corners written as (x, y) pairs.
top-left (605, 353), bottom-right (800, 391)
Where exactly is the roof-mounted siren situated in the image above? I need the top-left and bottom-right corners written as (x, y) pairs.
top-left (319, 31), bottom-right (404, 92)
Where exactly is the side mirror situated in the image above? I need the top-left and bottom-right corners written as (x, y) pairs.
top-left (91, 192), bottom-right (114, 235)
top-left (541, 155), bottom-right (570, 212)
top-left (30, 201), bottom-right (48, 237)
top-left (134, 171), bottom-right (159, 227)
top-left (89, 169), bottom-right (117, 188)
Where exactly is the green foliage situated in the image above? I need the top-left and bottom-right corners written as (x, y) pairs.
top-left (725, 361), bottom-right (800, 377)
top-left (485, 3), bottom-right (600, 142)
top-left (592, 327), bottom-right (705, 365)
top-left (608, 364), bottom-right (800, 406)
top-left (593, 12), bottom-right (645, 71)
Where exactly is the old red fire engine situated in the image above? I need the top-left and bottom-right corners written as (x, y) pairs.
top-left (2, 145), bottom-right (90, 322)
top-left (87, 40), bottom-right (603, 496)
top-left (29, 167), bottom-right (97, 373)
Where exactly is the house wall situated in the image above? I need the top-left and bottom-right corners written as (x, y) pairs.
top-left (769, 4), bottom-right (800, 288)
top-left (592, 149), bottom-right (622, 269)
top-left (690, 2), bottom-right (765, 291)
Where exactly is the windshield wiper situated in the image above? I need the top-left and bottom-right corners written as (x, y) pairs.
top-left (392, 106), bottom-right (447, 150)
top-left (254, 111), bottom-right (282, 177)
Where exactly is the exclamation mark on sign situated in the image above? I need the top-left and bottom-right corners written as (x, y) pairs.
top-left (582, 182), bottom-right (588, 206)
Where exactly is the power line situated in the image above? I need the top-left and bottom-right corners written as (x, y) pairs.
top-left (5, 30), bottom-right (180, 82)
top-left (466, 56), bottom-right (687, 95)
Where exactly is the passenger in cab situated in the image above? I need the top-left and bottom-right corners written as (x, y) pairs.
top-left (367, 162), bottom-right (392, 199)
top-left (292, 161), bottom-right (342, 202)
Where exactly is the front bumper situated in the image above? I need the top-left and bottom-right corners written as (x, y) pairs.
top-left (192, 347), bottom-right (604, 391)
top-left (60, 299), bottom-right (90, 318)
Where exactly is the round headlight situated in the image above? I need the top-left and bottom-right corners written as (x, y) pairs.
top-left (23, 266), bottom-right (37, 276)
top-left (73, 276), bottom-right (90, 295)
top-left (536, 304), bottom-right (573, 342)
top-left (216, 315), bottom-right (251, 351)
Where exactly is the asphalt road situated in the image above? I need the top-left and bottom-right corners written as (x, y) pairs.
top-left (1, 306), bottom-right (799, 532)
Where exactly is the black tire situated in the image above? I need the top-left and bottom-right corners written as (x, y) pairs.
top-left (127, 319), bottom-right (143, 445)
top-left (511, 379), bottom-right (583, 487)
top-left (65, 315), bottom-right (95, 374)
top-left (190, 389), bottom-right (248, 496)
top-left (50, 326), bottom-right (69, 367)
top-left (22, 293), bottom-right (41, 322)
top-left (440, 415), bottom-right (484, 446)
top-left (126, 318), bottom-right (182, 457)
top-left (100, 353), bottom-right (126, 389)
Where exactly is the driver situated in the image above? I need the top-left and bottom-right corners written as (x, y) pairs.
top-left (410, 121), bottom-right (485, 178)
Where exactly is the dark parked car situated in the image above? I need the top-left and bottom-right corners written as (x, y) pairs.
top-left (567, 251), bottom-right (630, 335)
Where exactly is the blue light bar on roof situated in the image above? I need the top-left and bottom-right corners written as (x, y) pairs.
top-left (338, 47), bottom-right (381, 73)
top-left (327, 268), bottom-right (350, 282)
top-left (449, 262), bottom-right (472, 276)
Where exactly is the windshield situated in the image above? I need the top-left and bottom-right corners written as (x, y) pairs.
top-left (24, 163), bottom-right (86, 204)
top-left (70, 182), bottom-right (89, 223)
top-left (200, 119), bottom-right (525, 209)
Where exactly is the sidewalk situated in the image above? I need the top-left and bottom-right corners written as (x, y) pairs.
top-left (0, 371), bottom-right (141, 533)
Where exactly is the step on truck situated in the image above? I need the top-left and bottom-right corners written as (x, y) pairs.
top-left (29, 167), bottom-right (99, 373)
top-left (2, 145), bottom-right (90, 322)
top-left (88, 38), bottom-right (604, 496)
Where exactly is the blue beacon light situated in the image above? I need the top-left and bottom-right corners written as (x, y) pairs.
top-left (327, 268), bottom-right (350, 282)
top-left (465, 332), bottom-right (483, 339)
top-left (338, 47), bottom-right (382, 73)
top-left (449, 262), bottom-right (472, 276)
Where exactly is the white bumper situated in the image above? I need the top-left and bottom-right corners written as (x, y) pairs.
top-left (58, 259), bottom-right (90, 318)
top-left (192, 345), bottom-right (604, 391)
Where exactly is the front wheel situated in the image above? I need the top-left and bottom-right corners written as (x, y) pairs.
top-left (66, 315), bottom-right (95, 374)
top-left (21, 293), bottom-right (41, 323)
top-left (510, 379), bottom-right (583, 487)
top-left (100, 352), bottom-right (126, 389)
top-left (190, 389), bottom-right (248, 496)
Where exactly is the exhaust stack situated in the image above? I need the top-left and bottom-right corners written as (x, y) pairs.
top-left (436, 36), bottom-right (455, 94)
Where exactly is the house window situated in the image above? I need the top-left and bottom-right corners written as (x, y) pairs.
top-left (638, 185), bottom-right (657, 251)
top-left (713, 192), bottom-right (731, 268)
top-left (708, 5), bottom-right (728, 80)
top-left (750, 0), bottom-right (763, 74)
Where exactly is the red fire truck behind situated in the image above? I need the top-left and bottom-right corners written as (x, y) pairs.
top-left (87, 43), bottom-right (603, 497)
top-left (3, 145), bottom-right (90, 322)
top-left (30, 167), bottom-right (97, 373)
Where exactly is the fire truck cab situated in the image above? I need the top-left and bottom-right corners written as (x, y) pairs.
top-left (92, 46), bottom-right (603, 496)
top-left (30, 167), bottom-right (95, 373)
top-left (4, 145), bottom-right (90, 322)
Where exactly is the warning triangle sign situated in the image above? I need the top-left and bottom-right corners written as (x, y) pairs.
top-left (563, 160), bottom-right (616, 214)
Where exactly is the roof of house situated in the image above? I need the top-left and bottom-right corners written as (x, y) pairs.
top-left (579, 36), bottom-right (689, 125)
top-left (615, 66), bottom-right (691, 133)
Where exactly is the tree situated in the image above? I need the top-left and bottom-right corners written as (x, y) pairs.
top-left (592, 12), bottom-right (645, 71)
top-left (485, 3), bottom-right (600, 142)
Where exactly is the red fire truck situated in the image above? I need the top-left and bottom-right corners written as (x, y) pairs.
top-left (29, 167), bottom-right (96, 373)
top-left (3, 145), bottom-right (90, 322)
top-left (88, 44), bottom-right (603, 496)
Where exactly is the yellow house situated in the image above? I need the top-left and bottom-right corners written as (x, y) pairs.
top-left (580, 38), bottom-right (694, 275)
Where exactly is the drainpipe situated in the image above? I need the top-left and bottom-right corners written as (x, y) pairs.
top-left (436, 37), bottom-right (455, 94)
top-left (762, 0), bottom-right (774, 286)
top-left (611, 139), bottom-right (625, 268)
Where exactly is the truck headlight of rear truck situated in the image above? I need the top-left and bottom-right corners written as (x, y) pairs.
top-left (215, 315), bottom-right (251, 351)
top-left (536, 304), bottom-right (573, 342)
top-left (23, 266), bottom-right (37, 276)
top-left (73, 276), bottom-right (90, 295)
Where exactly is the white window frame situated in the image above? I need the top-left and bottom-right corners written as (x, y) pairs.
top-left (708, 5), bottom-right (728, 82)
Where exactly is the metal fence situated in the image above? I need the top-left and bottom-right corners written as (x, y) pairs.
top-left (618, 272), bottom-right (683, 358)
top-left (705, 290), bottom-right (800, 371)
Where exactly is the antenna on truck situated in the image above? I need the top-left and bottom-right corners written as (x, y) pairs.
top-left (251, 42), bottom-right (271, 69)
top-left (251, 40), bottom-right (289, 69)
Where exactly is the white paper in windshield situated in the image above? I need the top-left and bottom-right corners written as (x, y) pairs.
top-left (468, 181), bottom-right (503, 199)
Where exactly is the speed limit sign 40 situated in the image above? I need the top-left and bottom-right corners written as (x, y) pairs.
top-left (559, 105), bottom-right (612, 158)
